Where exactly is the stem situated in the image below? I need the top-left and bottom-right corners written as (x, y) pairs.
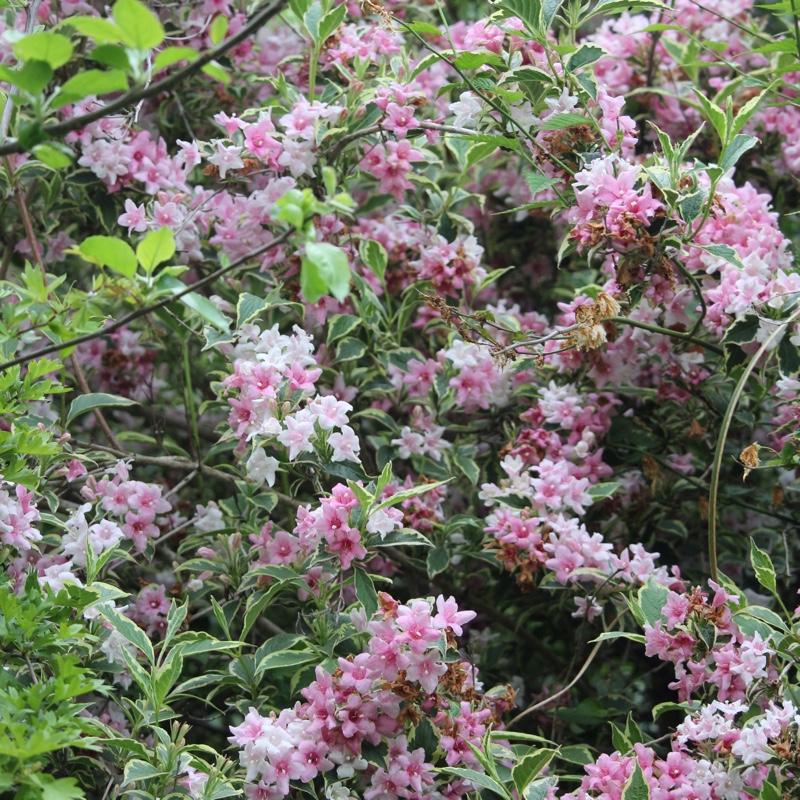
top-left (707, 308), bottom-right (800, 583)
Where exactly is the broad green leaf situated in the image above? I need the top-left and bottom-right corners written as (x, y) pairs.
top-left (359, 239), bottom-right (387, 279)
top-left (153, 46), bottom-right (198, 71)
top-left (693, 243), bottom-right (745, 270)
top-left (136, 226), bottom-right (176, 273)
top-left (209, 14), bottom-right (228, 45)
top-left (513, 750), bottom-right (557, 795)
top-left (749, 539), bottom-right (777, 594)
top-left (97, 602), bottom-right (155, 663)
top-left (0, 61), bottom-right (53, 94)
top-left (112, 0), bottom-right (165, 49)
top-left (54, 69), bottom-right (128, 106)
top-left (72, 235), bottom-right (137, 277)
top-left (256, 650), bottom-right (318, 674)
top-left (319, 3), bottom-right (347, 42)
top-left (443, 768), bottom-right (510, 799)
top-left (304, 242), bottom-right (351, 302)
top-left (719, 133), bottom-right (759, 172)
top-left (201, 60), bottom-right (230, 84)
top-left (69, 16), bottom-right (126, 44)
top-left (14, 33), bottom-right (74, 69)
top-left (32, 143), bottom-right (74, 168)
top-left (638, 578), bottom-right (669, 627)
top-left (524, 170), bottom-right (561, 195)
top-left (67, 392), bottom-right (140, 425)
top-left (426, 546), bottom-right (450, 578)
top-left (327, 314), bottom-right (362, 344)
top-left (539, 112), bottom-right (590, 130)
top-left (567, 44), bottom-right (605, 71)
top-left (587, 482), bottom-right (621, 500)
top-left (354, 567), bottom-right (379, 617)
top-left (621, 763), bottom-right (650, 800)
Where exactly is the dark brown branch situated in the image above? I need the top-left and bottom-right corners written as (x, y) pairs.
top-left (0, 0), bottom-right (286, 157)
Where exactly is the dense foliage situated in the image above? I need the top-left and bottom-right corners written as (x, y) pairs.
top-left (2, 0), bottom-right (800, 798)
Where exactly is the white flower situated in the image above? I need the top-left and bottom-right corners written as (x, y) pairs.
top-left (449, 91), bottom-right (483, 128)
top-left (246, 447), bottom-right (279, 487)
top-left (207, 141), bottom-right (244, 179)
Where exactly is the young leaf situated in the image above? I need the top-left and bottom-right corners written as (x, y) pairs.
top-left (14, 33), bottom-right (74, 69)
top-left (72, 235), bottom-right (138, 278)
top-left (112, 0), bottom-right (165, 49)
top-left (136, 226), bottom-right (176, 273)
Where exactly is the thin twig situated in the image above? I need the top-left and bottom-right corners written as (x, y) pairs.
top-left (70, 355), bottom-right (123, 450)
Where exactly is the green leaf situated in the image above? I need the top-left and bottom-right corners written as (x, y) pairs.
top-left (749, 539), bottom-right (777, 594)
top-left (590, 631), bottom-right (647, 644)
top-left (123, 759), bottom-right (164, 784)
top-left (201, 60), bottom-right (230, 84)
top-left (354, 567), bottom-right (378, 617)
top-left (524, 779), bottom-right (557, 800)
top-left (72, 235), bottom-right (137, 277)
top-left (66, 392), bottom-right (140, 425)
top-left (621, 763), bottom-right (650, 800)
top-left (69, 16), bottom-right (126, 43)
top-left (453, 51), bottom-right (506, 70)
top-left (153, 46), bottom-right (198, 71)
top-left (407, 21), bottom-right (441, 35)
top-left (136, 226), bottom-right (175, 273)
top-left (157, 275), bottom-right (230, 331)
top-left (14, 33), bottom-right (74, 69)
top-left (0, 61), bottom-right (53, 94)
top-left (96, 603), bottom-right (155, 664)
top-left (777, 336), bottom-right (800, 376)
top-left (236, 292), bottom-right (274, 327)
top-left (567, 45), bottom-right (605, 71)
top-left (256, 650), bottom-right (318, 674)
top-left (304, 1), bottom-right (323, 41)
top-left (319, 3), bottom-right (347, 42)
top-left (304, 242), bottom-right (351, 302)
top-left (31, 143), bottom-right (74, 168)
top-left (373, 480), bottom-right (449, 512)
top-left (88, 44), bottom-right (132, 70)
top-left (513, 750), bottom-right (557, 795)
top-left (454, 449), bottom-right (480, 485)
top-left (692, 243), bottom-right (745, 270)
top-left (334, 336), bottom-right (367, 362)
top-left (691, 89), bottom-right (727, 141)
top-left (328, 314), bottom-right (362, 344)
top-left (720, 134), bottom-right (759, 171)
top-left (638, 578), bottom-right (669, 627)
top-left (112, 0), bottom-right (165, 49)
top-left (54, 69), bottom-right (128, 106)
top-left (373, 529), bottom-right (432, 547)
top-left (209, 14), bottom-right (228, 45)
top-left (587, 481), bottom-right (621, 500)
top-left (542, 0), bottom-right (565, 28)
top-left (40, 776), bottom-right (85, 800)
top-left (426, 546), bottom-right (450, 578)
top-left (443, 768), bottom-right (511, 799)
top-left (722, 314), bottom-right (760, 345)
top-left (359, 239), bottom-right (388, 280)
top-left (524, 170), bottom-right (561, 196)
top-left (539, 112), bottom-right (590, 130)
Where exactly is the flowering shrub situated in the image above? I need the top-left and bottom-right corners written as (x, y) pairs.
top-left (2, 0), bottom-right (800, 798)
